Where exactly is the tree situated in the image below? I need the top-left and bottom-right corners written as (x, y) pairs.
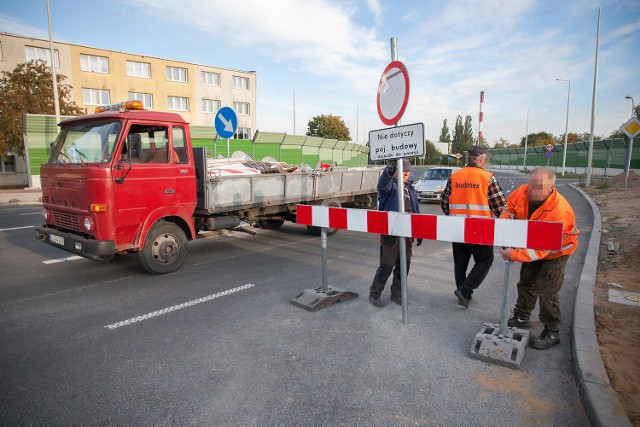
top-left (0, 60), bottom-right (83, 158)
top-left (423, 139), bottom-right (441, 164)
top-left (438, 119), bottom-right (451, 143)
top-left (519, 131), bottom-right (555, 148)
top-left (493, 138), bottom-right (509, 149)
top-left (306, 114), bottom-right (351, 140)
top-left (451, 115), bottom-right (464, 154)
top-left (451, 115), bottom-right (475, 154)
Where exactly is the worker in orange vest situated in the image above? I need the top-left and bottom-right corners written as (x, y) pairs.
top-left (441, 145), bottom-right (506, 308)
top-left (499, 167), bottom-right (579, 350)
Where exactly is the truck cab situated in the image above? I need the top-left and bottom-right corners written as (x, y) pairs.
top-left (35, 101), bottom-right (197, 273)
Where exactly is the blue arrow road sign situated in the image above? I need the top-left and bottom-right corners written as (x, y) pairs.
top-left (215, 106), bottom-right (237, 139)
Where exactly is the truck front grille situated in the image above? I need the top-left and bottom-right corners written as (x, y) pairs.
top-left (51, 210), bottom-right (80, 231)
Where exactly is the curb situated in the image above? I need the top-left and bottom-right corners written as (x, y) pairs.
top-left (570, 184), bottom-right (631, 427)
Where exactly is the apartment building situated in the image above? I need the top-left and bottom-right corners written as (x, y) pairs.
top-left (0, 32), bottom-right (257, 187)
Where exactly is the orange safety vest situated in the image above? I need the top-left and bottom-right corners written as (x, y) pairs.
top-left (500, 184), bottom-right (579, 262)
top-left (448, 166), bottom-right (493, 217)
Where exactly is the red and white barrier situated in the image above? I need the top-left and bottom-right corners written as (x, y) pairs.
top-left (296, 205), bottom-right (563, 251)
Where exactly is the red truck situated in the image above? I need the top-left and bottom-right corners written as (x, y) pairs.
top-left (35, 101), bottom-right (380, 274)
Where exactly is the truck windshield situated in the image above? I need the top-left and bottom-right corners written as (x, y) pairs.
top-left (48, 120), bottom-right (123, 165)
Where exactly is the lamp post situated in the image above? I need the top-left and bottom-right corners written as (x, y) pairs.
top-left (556, 78), bottom-right (571, 176)
top-left (625, 95), bottom-right (635, 117)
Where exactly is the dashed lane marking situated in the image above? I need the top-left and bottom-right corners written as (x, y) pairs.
top-left (0, 225), bottom-right (35, 231)
top-left (104, 283), bottom-right (255, 330)
top-left (43, 255), bottom-right (83, 264)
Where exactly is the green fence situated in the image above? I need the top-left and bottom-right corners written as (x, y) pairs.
top-left (487, 138), bottom-right (639, 174)
top-left (24, 115), bottom-right (370, 177)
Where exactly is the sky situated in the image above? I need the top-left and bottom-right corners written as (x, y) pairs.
top-left (1, 0), bottom-right (639, 147)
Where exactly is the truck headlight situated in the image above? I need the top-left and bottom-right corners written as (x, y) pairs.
top-left (83, 217), bottom-right (94, 232)
top-left (42, 208), bottom-right (50, 222)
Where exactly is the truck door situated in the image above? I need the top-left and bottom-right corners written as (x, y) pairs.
top-left (112, 123), bottom-right (178, 247)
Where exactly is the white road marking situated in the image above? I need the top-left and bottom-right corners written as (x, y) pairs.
top-left (43, 255), bottom-right (83, 264)
top-left (20, 212), bottom-right (42, 216)
top-left (104, 283), bottom-right (255, 330)
top-left (0, 225), bottom-right (35, 231)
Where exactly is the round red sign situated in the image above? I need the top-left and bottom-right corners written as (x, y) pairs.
top-left (376, 60), bottom-right (410, 126)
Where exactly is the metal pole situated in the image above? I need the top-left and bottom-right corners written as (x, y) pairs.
top-left (556, 79), bottom-right (570, 176)
top-left (498, 260), bottom-right (512, 336)
top-left (226, 137), bottom-right (230, 158)
top-left (625, 96), bottom-right (635, 117)
top-left (46, 0), bottom-right (61, 131)
top-left (321, 227), bottom-right (328, 293)
top-left (292, 72), bottom-right (296, 135)
top-left (390, 36), bottom-right (408, 325)
top-left (624, 137), bottom-right (633, 193)
top-left (586, 8), bottom-right (601, 187)
top-left (523, 109), bottom-right (529, 170)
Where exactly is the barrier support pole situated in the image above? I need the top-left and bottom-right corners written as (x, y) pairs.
top-left (498, 260), bottom-right (512, 336)
top-left (321, 227), bottom-right (328, 293)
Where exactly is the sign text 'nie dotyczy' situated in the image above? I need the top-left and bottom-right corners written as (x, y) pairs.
top-left (369, 122), bottom-right (425, 161)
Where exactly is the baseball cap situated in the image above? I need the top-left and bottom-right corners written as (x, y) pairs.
top-left (401, 158), bottom-right (414, 171)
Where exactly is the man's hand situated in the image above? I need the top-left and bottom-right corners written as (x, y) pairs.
top-left (499, 247), bottom-right (512, 261)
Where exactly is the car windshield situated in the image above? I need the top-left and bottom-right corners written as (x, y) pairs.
top-left (47, 120), bottom-right (123, 165)
top-left (422, 169), bottom-right (452, 180)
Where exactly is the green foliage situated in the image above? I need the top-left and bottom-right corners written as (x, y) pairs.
top-left (439, 119), bottom-right (451, 143)
top-left (423, 139), bottom-right (442, 163)
top-left (451, 115), bottom-right (475, 154)
top-left (0, 60), bottom-right (83, 158)
top-left (519, 131), bottom-right (555, 148)
top-left (306, 114), bottom-right (351, 140)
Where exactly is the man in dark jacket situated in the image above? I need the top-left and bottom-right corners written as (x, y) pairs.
top-left (369, 158), bottom-right (420, 307)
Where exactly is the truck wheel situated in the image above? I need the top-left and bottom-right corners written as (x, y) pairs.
top-left (137, 221), bottom-right (188, 274)
top-left (258, 219), bottom-right (285, 229)
top-left (305, 200), bottom-right (339, 236)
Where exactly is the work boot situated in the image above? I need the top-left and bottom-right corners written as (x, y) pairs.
top-left (454, 288), bottom-right (470, 308)
top-left (369, 295), bottom-right (385, 307)
top-left (531, 327), bottom-right (560, 350)
top-left (508, 308), bottom-right (532, 328)
top-left (390, 295), bottom-right (402, 305)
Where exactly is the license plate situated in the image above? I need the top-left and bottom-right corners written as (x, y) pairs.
top-left (50, 234), bottom-right (64, 246)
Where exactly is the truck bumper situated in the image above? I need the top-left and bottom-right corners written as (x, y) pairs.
top-left (35, 226), bottom-right (115, 262)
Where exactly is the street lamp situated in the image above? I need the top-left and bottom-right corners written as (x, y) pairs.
top-left (556, 78), bottom-right (571, 176)
top-left (625, 95), bottom-right (635, 117)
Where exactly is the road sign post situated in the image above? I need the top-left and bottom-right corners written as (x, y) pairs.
top-left (620, 116), bottom-right (640, 190)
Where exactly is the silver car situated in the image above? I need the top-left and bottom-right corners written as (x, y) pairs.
top-left (415, 166), bottom-right (461, 202)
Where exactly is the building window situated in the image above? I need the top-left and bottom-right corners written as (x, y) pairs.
top-left (1, 155), bottom-right (16, 172)
top-left (25, 46), bottom-right (60, 67)
top-left (233, 102), bottom-right (250, 116)
top-left (82, 88), bottom-right (110, 105)
top-left (126, 61), bottom-right (151, 78)
top-left (233, 76), bottom-right (249, 90)
top-left (202, 99), bottom-right (220, 113)
top-left (235, 127), bottom-right (250, 140)
top-left (168, 96), bottom-right (189, 111)
top-left (128, 92), bottom-right (153, 109)
top-left (166, 66), bottom-right (187, 82)
top-left (80, 54), bottom-right (108, 73)
top-left (202, 71), bottom-right (220, 86)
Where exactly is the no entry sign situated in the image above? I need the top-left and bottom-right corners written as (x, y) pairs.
top-left (376, 61), bottom-right (410, 126)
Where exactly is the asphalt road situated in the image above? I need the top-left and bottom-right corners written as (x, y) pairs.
top-left (0, 169), bottom-right (592, 426)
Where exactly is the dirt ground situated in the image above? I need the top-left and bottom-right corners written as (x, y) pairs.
top-left (580, 171), bottom-right (640, 426)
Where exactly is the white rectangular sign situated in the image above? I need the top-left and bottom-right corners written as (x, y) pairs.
top-left (369, 122), bottom-right (424, 160)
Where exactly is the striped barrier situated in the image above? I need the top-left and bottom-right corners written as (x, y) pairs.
top-left (296, 204), bottom-right (563, 251)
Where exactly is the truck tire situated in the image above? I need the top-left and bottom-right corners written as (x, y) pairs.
top-left (306, 200), bottom-right (340, 236)
top-left (258, 219), bottom-right (285, 229)
top-left (137, 221), bottom-right (188, 274)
